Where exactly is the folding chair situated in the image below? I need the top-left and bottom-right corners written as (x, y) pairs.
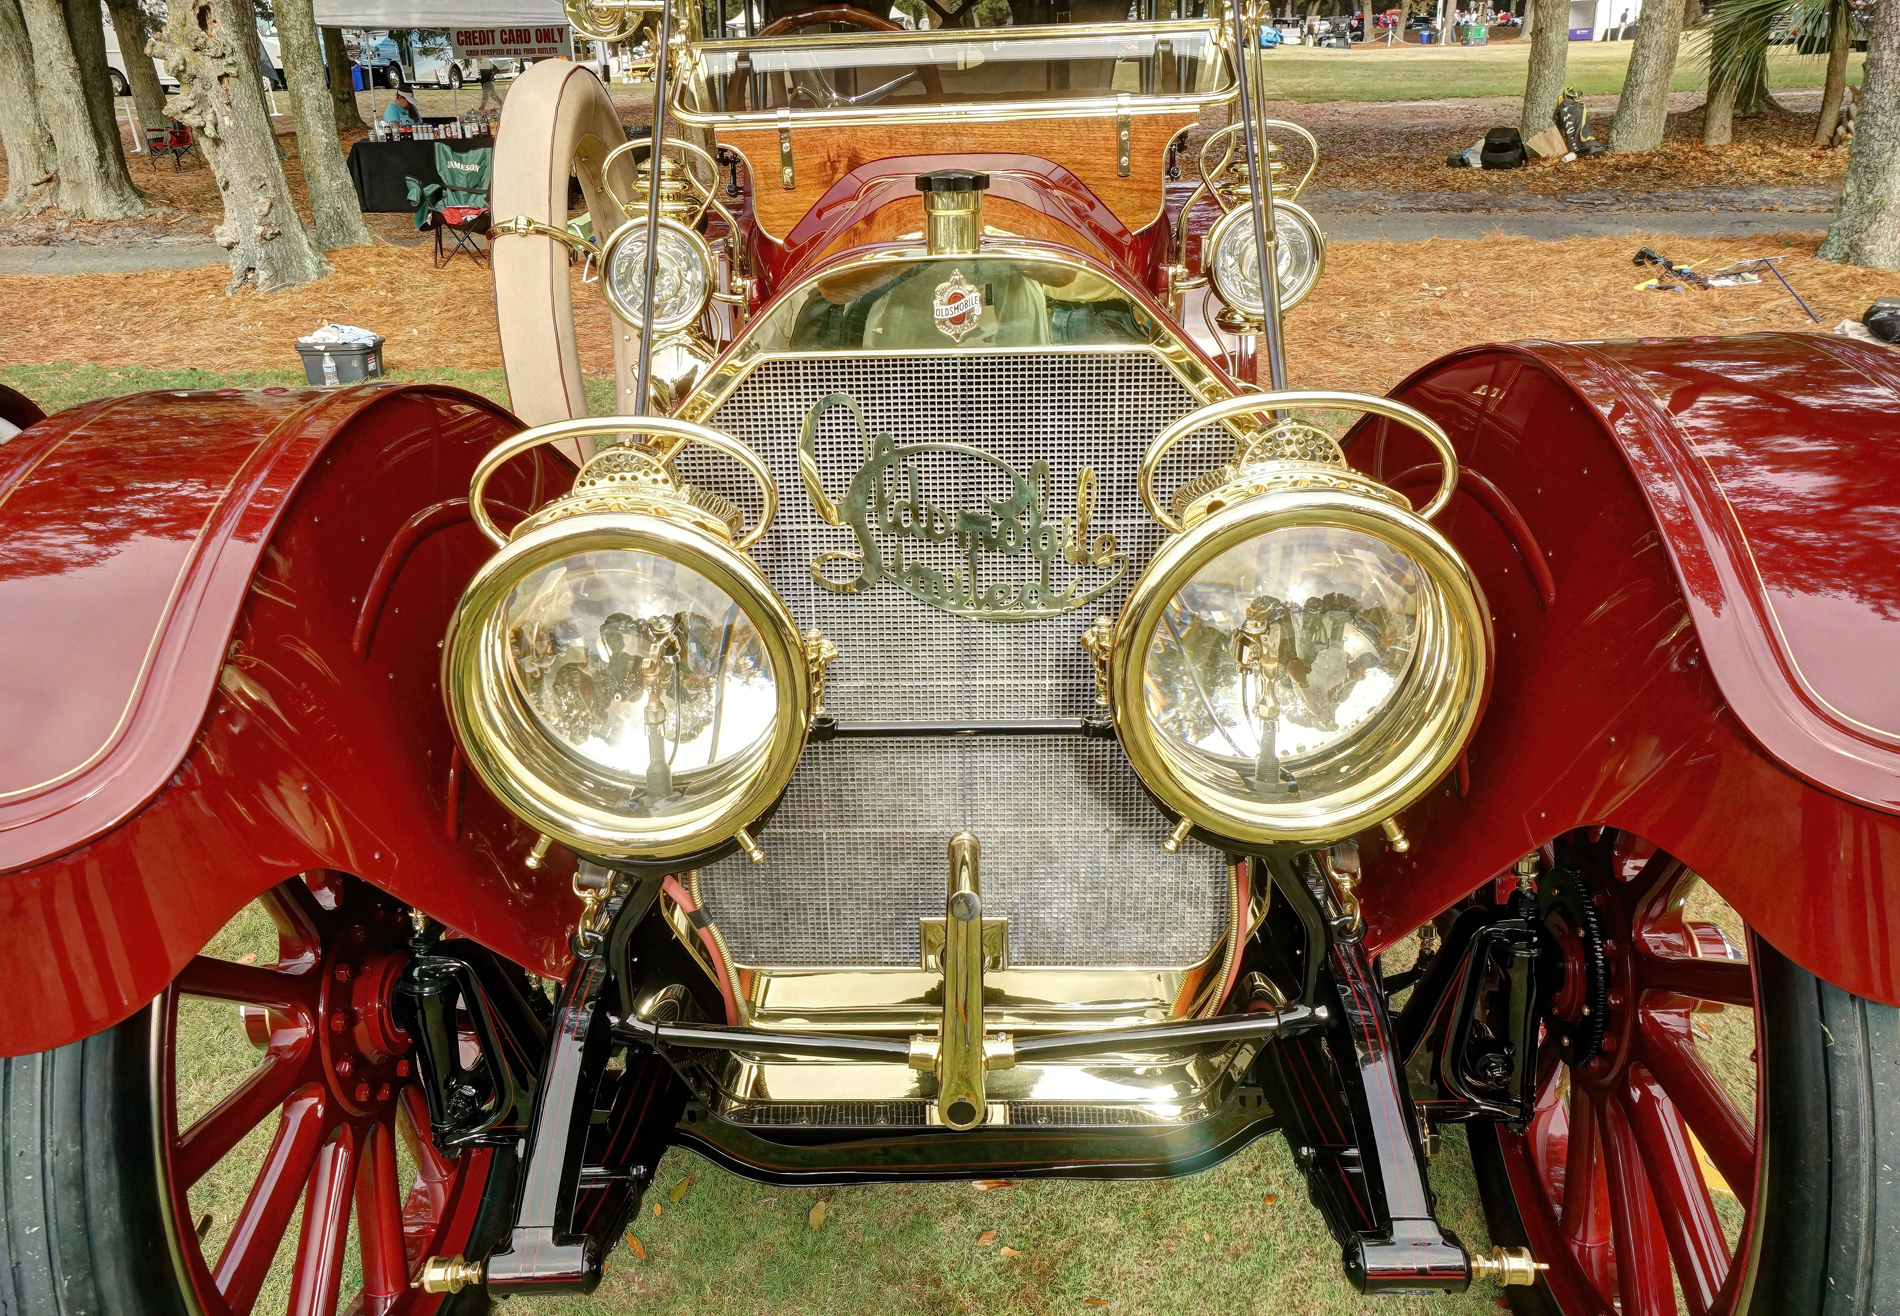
top-left (147, 119), bottom-right (201, 171)
top-left (406, 142), bottom-right (494, 269)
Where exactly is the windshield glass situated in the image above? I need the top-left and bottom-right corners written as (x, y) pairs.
top-left (683, 15), bottom-right (1228, 116)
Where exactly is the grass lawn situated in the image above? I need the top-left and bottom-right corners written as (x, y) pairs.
top-left (1261, 35), bottom-right (1864, 101)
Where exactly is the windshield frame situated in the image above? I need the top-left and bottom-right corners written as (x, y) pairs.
top-left (672, 18), bottom-right (1237, 129)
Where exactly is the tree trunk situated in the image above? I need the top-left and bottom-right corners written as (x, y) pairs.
top-left (61, 0), bottom-right (132, 180)
top-left (1819, 0), bottom-right (1899, 266)
top-left (154, 0), bottom-right (328, 290)
top-left (1702, 72), bottom-right (1737, 144)
top-left (0, 0), bottom-right (57, 213)
top-left (1815, 0), bottom-right (1853, 145)
top-left (105, 0), bottom-right (165, 135)
top-left (17, 0), bottom-right (144, 217)
top-left (1608, 0), bottom-right (1689, 151)
top-left (322, 27), bottom-right (365, 130)
top-left (276, 0), bottom-right (368, 248)
top-left (1520, 0), bottom-right (1569, 138)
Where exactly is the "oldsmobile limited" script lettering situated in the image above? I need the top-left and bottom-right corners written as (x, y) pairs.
top-left (795, 393), bottom-right (1125, 621)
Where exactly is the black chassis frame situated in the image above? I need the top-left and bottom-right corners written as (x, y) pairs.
top-left (398, 845), bottom-right (1554, 1297)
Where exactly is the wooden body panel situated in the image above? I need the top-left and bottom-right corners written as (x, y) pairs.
top-left (719, 111), bottom-right (1195, 240)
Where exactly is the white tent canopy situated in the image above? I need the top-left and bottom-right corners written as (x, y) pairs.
top-left (311, 0), bottom-right (571, 30)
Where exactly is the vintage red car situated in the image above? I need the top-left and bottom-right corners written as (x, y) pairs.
top-left (2, 1), bottom-right (1896, 1313)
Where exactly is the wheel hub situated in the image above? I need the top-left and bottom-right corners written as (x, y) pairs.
top-left (316, 911), bottom-right (412, 1118)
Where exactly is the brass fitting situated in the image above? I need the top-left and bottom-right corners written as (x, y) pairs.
top-left (918, 170), bottom-right (989, 257)
top-left (1513, 850), bottom-right (1540, 893)
top-left (1380, 817), bottom-right (1410, 854)
top-left (1467, 1245), bottom-right (1548, 1287)
top-left (417, 1254), bottom-right (483, 1294)
top-left (523, 834), bottom-right (553, 870)
top-left (733, 827), bottom-right (765, 865)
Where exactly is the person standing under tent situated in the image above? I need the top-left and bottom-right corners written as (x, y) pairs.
top-left (477, 59), bottom-right (504, 115)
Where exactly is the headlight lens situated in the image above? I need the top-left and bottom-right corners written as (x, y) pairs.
top-left (602, 216), bottom-right (712, 333)
top-left (1113, 490), bottom-right (1486, 847)
top-left (505, 548), bottom-right (780, 814)
top-left (1208, 200), bottom-right (1325, 317)
top-left (448, 513), bottom-right (808, 862)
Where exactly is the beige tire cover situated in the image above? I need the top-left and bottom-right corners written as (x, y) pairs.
top-left (492, 60), bottom-right (639, 434)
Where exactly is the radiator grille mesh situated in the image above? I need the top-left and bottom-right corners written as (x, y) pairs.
top-left (682, 350), bottom-right (1233, 969)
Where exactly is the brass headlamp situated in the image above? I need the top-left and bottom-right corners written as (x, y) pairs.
top-left (1105, 393), bottom-right (1490, 850)
top-left (445, 417), bottom-right (809, 865)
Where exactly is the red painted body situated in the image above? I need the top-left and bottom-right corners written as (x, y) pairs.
top-left (1351, 334), bottom-right (1900, 1007)
top-left (0, 385), bottom-right (579, 1055)
top-left (2, 331), bottom-right (1895, 1052)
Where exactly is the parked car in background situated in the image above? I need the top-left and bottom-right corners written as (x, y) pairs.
top-left (101, 4), bottom-right (285, 94)
top-left (348, 28), bottom-right (522, 89)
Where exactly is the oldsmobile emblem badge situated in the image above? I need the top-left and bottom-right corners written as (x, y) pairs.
top-left (796, 393), bottom-right (1126, 622)
top-left (932, 270), bottom-right (983, 343)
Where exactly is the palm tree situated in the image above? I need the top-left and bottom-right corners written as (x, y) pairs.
top-left (1697, 0), bottom-right (1859, 146)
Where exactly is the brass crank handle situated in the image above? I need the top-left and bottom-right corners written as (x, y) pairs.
top-left (469, 415), bottom-right (779, 552)
top-left (1139, 391), bottom-right (1459, 533)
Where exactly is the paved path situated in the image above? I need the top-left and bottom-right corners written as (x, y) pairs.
top-left (0, 207), bottom-right (1832, 276)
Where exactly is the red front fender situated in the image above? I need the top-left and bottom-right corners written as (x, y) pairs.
top-left (1353, 334), bottom-right (1900, 1007)
top-left (0, 384), bottom-right (578, 1056)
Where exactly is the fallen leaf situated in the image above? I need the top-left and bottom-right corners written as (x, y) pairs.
top-left (1084, 1301), bottom-right (1109, 1308)
top-left (668, 1174), bottom-right (695, 1204)
top-left (976, 1228), bottom-right (997, 1247)
top-left (999, 1246), bottom-right (1021, 1257)
top-left (808, 1199), bottom-right (826, 1231)
top-left (624, 1232), bottom-right (645, 1261)
top-left (235, 951), bottom-right (257, 965)
top-left (652, 1203), bottom-right (661, 1217)
top-left (1204, 1231), bottom-right (1216, 1242)
top-left (1262, 1194), bottom-right (1279, 1205)
top-left (972, 1179), bottom-right (1013, 1192)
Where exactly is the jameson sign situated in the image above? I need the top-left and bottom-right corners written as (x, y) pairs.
top-left (451, 25), bottom-right (575, 60)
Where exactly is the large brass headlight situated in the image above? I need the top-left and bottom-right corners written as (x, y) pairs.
top-left (1112, 394), bottom-right (1489, 848)
top-left (445, 418), bottom-right (807, 862)
top-left (1207, 200), bottom-right (1326, 317)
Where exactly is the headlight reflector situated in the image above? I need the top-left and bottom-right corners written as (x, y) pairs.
top-left (601, 215), bottom-right (712, 333)
top-left (1208, 200), bottom-right (1326, 317)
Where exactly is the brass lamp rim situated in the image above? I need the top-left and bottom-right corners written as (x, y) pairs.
top-left (1108, 486), bottom-right (1490, 849)
top-left (444, 509), bottom-right (811, 862)
top-left (599, 214), bottom-right (714, 335)
top-left (1206, 200), bottom-right (1326, 322)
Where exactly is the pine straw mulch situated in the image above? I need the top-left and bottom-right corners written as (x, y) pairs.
top-left (7, 232), bottom-right (1892, 396)
top-left (1186, 92), bottom-right (1847, 202)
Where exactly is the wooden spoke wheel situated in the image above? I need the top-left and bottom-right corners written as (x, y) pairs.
top-left (0, 873), bottom-right (515, 1316)
top-left (1472, 832), bottom-right (1900, 1316)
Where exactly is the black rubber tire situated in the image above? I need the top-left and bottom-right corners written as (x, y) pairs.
top-left (1, 1005), bottom-right (514, 1315)
top-left (449, 67), bottom-right (464, 89)
top-left (1, 1010), bottom-right (188, 1316)
top-left (109, 68), bottom-right (130, 97)
top-left (1472, 939), bottom-right (1900, 1315)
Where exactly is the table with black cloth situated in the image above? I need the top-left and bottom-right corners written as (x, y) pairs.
top-left (346, 135), bottom-right (495, 214)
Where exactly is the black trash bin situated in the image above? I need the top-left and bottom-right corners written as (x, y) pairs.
top-left (295, 334), bottom-right (385, 385)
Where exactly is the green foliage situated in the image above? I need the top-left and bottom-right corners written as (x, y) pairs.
top-left (1696, 0), bottom-right (1846, 107)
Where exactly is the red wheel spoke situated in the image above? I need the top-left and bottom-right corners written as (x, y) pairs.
top-left (356, 1117), bottom-right (411, 1309)
top-left (1598, 1089), bottom-right (1680, 1316)
top-left (1623, 1065), bottom-right (1730, 1315)
top-left (1559, 1083), bottom-right (1611, 1246)
top-left (213, 1085), bottom-right (329, 1316)
top-left (1638, 1010), bottom-right (1756, 1200)
top-left (286, 1123), bottom-right (358, 1316)
top-left (174, 1047), bottom-right (312, 1191)
top-left (175, 955), bottom-right (319, 1014)
top-left (1640, 957), bottom-right (1753, 1009)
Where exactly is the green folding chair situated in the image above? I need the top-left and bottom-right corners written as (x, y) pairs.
top-left (406, 143), bottom-right (493, 269)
